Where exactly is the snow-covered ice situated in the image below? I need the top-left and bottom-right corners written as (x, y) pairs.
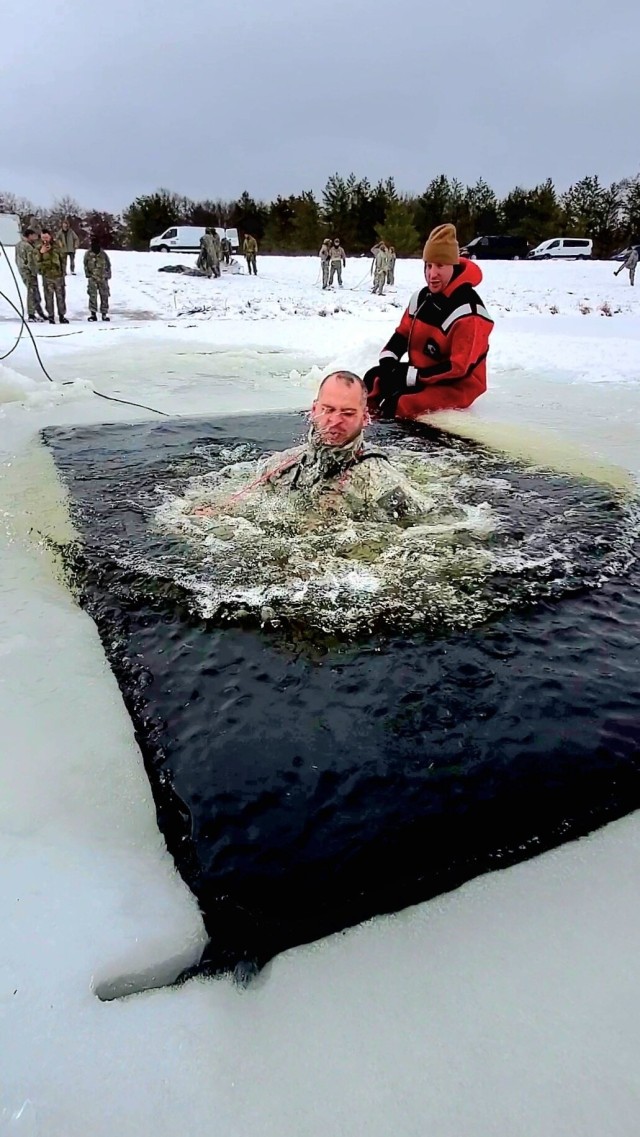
top-left (1, 251), bottom-right (640, 1136)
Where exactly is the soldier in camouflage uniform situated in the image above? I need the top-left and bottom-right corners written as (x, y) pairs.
top-left (197, 234), bottom-right (209, 275)
top-left (212, 229), bottom-right (222, 277)
top-left (386, 245), bottom-right (396, 286)
top-left (56, 220), bottom-right (80, 274)
top-left (202, 229), bottom-right (219, 278)
top-left (614, 246), bottom-right (638, 286)
top-left (15, 228), bottom-right (47, 321)
top-left (37, 230), bottom-right (68, 323)
top-left (371, 241), bottom-right (389, 295)
top-left (328, 238), bottom-right (346, 287)
top-left (192, 371), bottom-right (428, 522)
top-left (319, 238), bottom-right (332, 289)
top-left (84, 237), bottom-right (112, 321)
top-left (243, 234), bottom-right (258, 275)
top-left (221, 235), bottom-right (231, 265)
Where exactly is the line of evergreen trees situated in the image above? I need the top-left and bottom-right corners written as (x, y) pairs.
top-left (2, 172), bottom-right (639, 257)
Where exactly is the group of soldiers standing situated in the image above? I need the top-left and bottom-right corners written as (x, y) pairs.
top-left (318, 238), bottom-right (396, 294)
top-left (14, 219), bottom-right (402, 325)
top-left (15, 220), bottom-right (112, 324)
top-left (196, 228), bottom-right (233, 277)
top-left (197, 229), bottom-right (259, 277)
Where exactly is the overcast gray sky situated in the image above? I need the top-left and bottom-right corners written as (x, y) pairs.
top-left (1, 0), bottom-right (638, 211)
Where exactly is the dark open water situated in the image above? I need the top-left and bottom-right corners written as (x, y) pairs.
top-left (43, 414), bottom-right (640, 977)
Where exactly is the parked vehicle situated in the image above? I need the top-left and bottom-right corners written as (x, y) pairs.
top-left (610, 243), bottom-right (640, 262)
top-left (528, 238), bottom-right (592, 260)
top-left (225, 227), bottom-right (240, 253)
top-left (461, 234), bottom-right (529, 260)
top-left (149, 225), bottom-right (239, 254)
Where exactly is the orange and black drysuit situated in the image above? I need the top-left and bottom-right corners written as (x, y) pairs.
top-left (364, 259), bottom-right (494, 419)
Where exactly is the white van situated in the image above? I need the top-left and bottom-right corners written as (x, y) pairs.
top-left (528, 237), bottom-right (592, 260)
top-left (225, 227), bottom-right (240, 253)
top-left (149, 225), bottom-right (239, 254)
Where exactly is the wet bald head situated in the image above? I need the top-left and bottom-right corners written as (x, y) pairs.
top-left (312, 370), bottom-right (368, 447)
top-left (317, 369), bottom-right (367, 402)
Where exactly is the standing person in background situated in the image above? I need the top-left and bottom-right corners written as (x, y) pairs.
top-left (615, 246), bottom-right (638, 286)
top-left (197, 233), bottom-right (209, 276)
top-left (386, 245), bottom-right (396, 286)
top-left (329, 238), bottom-right (346, 288)
top-left (15, 228), bottom-right (47, 321)
top-left (84, 236), bottom-right (112, 322)
top-left (38, 229), bottom-right (68, 324)
top-left (56, 219), bottom-right (80, 274)
top-left (208, 228), bottom-right (220, 277)
top-left (371, 241), bottom-right (389, 295)
top-left (201, 229), bottom-right (218, 278)
top-left (221, 235), bottom-right (231, 265)
top-left (319, 238), bottom-right (332, 289)
top-left (243, 234), bottom-right (258, 275)
top-left (212, 229), bottom-right (222, 277)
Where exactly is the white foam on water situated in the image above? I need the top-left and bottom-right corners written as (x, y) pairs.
top-left (148, 446), bottom-right (506, 633)
top-left (138, 438), bottom-right (635, 639)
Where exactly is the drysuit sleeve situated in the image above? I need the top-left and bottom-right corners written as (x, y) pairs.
top-left (378, 304), bottom-right (413, 368)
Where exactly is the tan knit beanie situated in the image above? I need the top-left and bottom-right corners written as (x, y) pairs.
top-left (423, 223), bottom-right (460, 264)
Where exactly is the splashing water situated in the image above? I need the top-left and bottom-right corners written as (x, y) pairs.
top-left (136, 436), bottom-right (638, 637)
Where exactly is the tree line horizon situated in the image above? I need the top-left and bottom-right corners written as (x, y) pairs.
top-left (2, 171), bottom-right (639, 257)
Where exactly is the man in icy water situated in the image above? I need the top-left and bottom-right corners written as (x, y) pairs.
top-left (192, 370), bottom-right (429, 522)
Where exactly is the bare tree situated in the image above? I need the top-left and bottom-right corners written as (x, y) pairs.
top-left (0, 190), bottom-right (36, 228)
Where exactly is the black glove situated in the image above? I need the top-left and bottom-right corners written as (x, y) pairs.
top-left (378, 392), bottom-right (400, 419)
top-left (377, 361), bottom-right (410, 397)
top-left (378, 354), bottom-right (397, 374)
top-left (363, 365), bottom-right (381, 393)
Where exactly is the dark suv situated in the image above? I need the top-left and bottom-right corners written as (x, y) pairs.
top-left (461, 235), bottom-right (530, 260)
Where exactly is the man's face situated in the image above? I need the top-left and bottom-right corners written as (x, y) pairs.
top-left (62, 222), bottom-right (68, 230)
top-left (41, 233), bottom-right (52, 247)
top-left (425, 262), bottom-right (455, 292)
top-left (312, 375), bottom-right (367, 447)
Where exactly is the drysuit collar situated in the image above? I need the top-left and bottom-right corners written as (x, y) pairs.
top-left (441, 257), bottom-right (483, 295)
